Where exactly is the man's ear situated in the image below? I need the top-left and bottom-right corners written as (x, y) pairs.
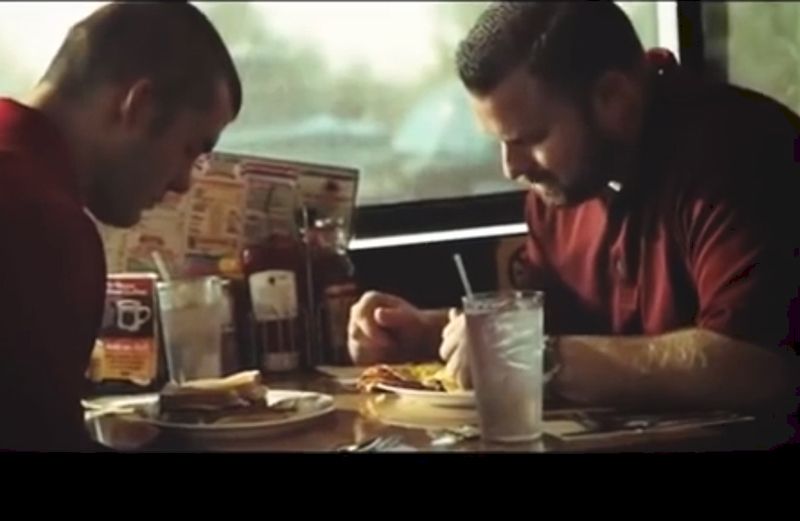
top-left (590, 70), bottom-right (640, 138)
top-left (117, 78), bottom-right (157, 133)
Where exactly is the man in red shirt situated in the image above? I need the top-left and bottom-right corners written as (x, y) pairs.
top-left (0, 3), bottom-right (240, 451)
top-left (348, 2), bottom-right (799, 414)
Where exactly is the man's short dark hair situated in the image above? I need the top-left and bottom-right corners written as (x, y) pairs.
top-left (456, 1), bottom-right (645, 98)
top-left (41, 2), bottom-right (242, 131)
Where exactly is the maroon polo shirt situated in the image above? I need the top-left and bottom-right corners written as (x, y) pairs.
top-left (0, 98), bottom-right (106, 451)
top-left (525, 51), bottom-right (800, 350)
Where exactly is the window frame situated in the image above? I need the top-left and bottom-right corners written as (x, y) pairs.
top-left (352, 1), bottom-right (689, 247)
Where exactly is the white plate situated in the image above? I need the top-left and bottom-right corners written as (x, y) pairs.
top-left (361, 394), bottom-right (479, 431)
top-left (376, 383), bottom-right (475, 408)
top-left (315, 365), bottom-right (362, 386)
top-left (85, 390), bottom-right (335, 442)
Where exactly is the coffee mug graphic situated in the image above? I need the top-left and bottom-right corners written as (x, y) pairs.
top-left (116, 299), bottom-right (152, 332)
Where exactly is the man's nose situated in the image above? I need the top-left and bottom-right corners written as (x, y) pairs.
top-left (501, 143), bottom-right (540, 182)
top-left (167, 166), bottom-right (192, 195)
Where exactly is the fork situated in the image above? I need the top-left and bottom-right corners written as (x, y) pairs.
top-left (370, 435), bottom-right (403, 452)
top-left (337, 435), bottom-right (403, 452)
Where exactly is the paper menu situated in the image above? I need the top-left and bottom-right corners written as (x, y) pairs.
top-left (216, 152), bottom-right (359, 237)
top-left (95, 151), bottom-right (359, 277)
top-left (184, 157), bottom-right (246, 258)
top-left (239, 159), bottom-right (300, 242)
top-left (296, 166), bottom-right (359, 237)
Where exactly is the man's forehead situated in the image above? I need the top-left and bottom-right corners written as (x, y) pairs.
top-left (470, 67), bottom-right (554, 137)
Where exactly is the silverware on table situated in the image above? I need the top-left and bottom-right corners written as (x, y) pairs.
top-left (336, 435), bottom-right (403, 452)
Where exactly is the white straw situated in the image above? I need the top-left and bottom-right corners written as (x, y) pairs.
top-left (151, 251), bottom-right (172, 282)
top-left (452, 253), bottom-right (474, 298)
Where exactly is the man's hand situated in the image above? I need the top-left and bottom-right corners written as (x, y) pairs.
top-left (347, 291), bottom-right (442, 366)
top-left (439, 308), bottom-right (472, 389)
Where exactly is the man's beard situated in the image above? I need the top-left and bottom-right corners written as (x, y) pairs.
top-left (539, 128), bottom-right (619, 207)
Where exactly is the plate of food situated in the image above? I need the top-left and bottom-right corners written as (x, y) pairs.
top-left (84, 370), bottom-right (335, 442)
top-left (360, 393), bottom-right (479, 431)
top-left (357, 363), bottom-right (475, 409)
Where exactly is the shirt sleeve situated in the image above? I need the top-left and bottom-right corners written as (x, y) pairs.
top-left (680, 147), bottom-right (800, 350)
top-left (0, 175), bottom-right (105, 450)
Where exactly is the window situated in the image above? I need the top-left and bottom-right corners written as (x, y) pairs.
top-left (0, 1), bottom-right (672, 211)
top-left (201, 1), bottom-right (665, 207)
top-left (0, 2), bottom-right (104, 95)
top-left (719, 3), bottom-right (800, 114)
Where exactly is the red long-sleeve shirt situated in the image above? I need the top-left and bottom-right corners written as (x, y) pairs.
top-left (0, 98), bottom-right (106, 451)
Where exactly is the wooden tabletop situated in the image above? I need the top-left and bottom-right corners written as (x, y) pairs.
top-left (85, 372), bottom-right (792, 453)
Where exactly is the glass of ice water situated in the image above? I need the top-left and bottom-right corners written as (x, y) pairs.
top-left (463, 290), bottom-right (546, 443)
top-left (157, 276), bottom-right (226, 384)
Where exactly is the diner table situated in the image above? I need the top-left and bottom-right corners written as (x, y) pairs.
top-left (84, 369), bottom-right (794, 453)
